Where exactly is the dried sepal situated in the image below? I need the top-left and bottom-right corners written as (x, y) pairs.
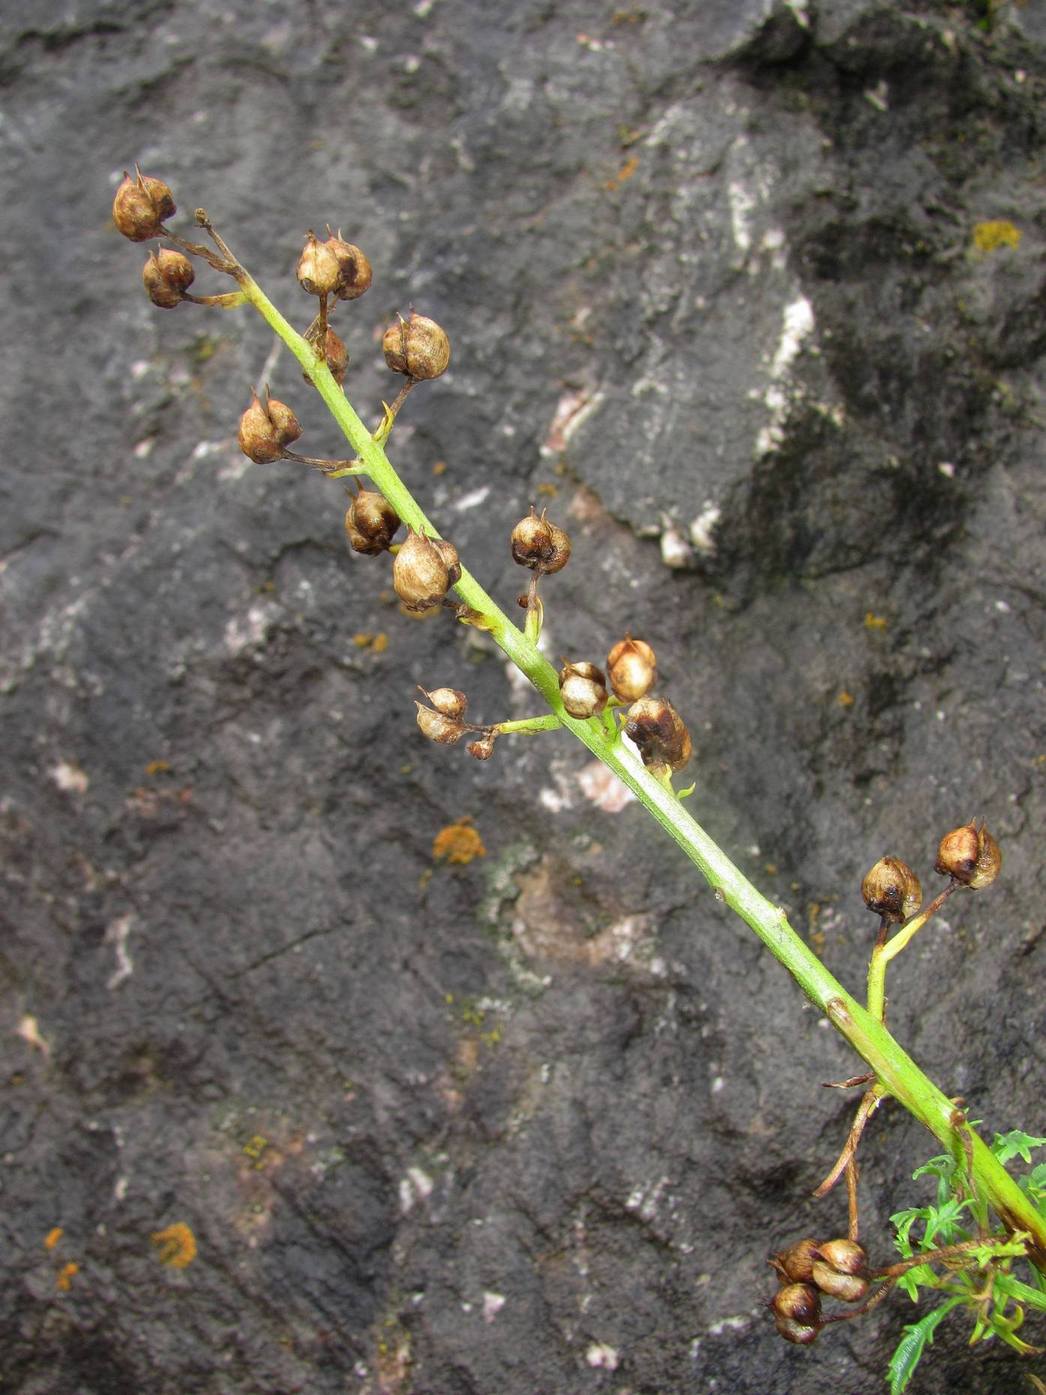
top-left (861, 856), bottom-right (922, 923)
top-left (237, 389), bottom-right (303, 464)
top-left (382, 312), bottom-right (451, 380)
top-left (345, 489), bottom-right (401, 555)
top-left (935, 821), bottom-right (1002, 889)
top-left (771, 1237), bottom-right (822, 1285)
top-left (624, 697), bottom-right (693, 776)
top-left (325, 230), bottom-right (373, 301)
top-left (142, 248), bottom-right (195, 309)
top-left (606, 636), bottom-right (657, 702)
top-left (113, 167), bottom-right (175, 241)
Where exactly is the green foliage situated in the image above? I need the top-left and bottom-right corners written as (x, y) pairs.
top-left (885, 1131), bottom-right (1046, 1392)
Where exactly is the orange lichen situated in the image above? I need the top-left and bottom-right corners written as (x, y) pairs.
top-left (604, 155), bottom-right (639, 191)
top-left (44, 1227), bottom-right (64, 1250)
top-left (432, 816), bottom-right (487, 865)
top-left (150, 1221), bottom-right (197, 1268)
top-left (837, 690), bottom-right (855, 708)
top-left (971, 220), bottom-right (1021, 254)
top-left (145, 759), bottom-right (172, 775)
top-left (863, 611), bottom-right (888, 631)
top-left (55, 1261), bottom-right (79, 1291)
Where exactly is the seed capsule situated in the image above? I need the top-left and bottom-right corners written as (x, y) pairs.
top-left (772, 1237), bottom-right (822, 1285)
top-left (811, 1239), bottom-right (869, 1303)
top-left (142, 248), bottom-right (195, 308)
top-left (771, 1283), bottom-right (821, 1328)
top-left (935, 821), bottom-right (1002, 889)
top-left (237, 390), bottom-right (302, 464)
top-left (467, 731), bottom-right (498, 761)
top-left (510, 506), bottom-right (572, 576)
top-left (112, 168), bottom-right (175, 241)
top-left (296, 231), bottom-right (343, 298)
top-left (861, 856), bottom-right (922, 923)
top-left (607, 636), bottom-right (657, 702)
top-left (816, 1239), bottom-right (868, 1277)
top-left (325, 232), bottom-right (373, 301)
top-left (774, 1316), bottom-right (820, 1346)
top-left (415, 702), bottom-right (466, 745)
top-left (392, 529), bottom-right (459, 612)
top-left (382, 312), bottom-right (451, 380)
top-left (421, 687), bottom-right (468, 720)
top-left (559, 661), bottom-right (608, 719)
top-left (624, 697), bottom-right (693, 775)
top-left (344, 490), bottom-right (400, 555)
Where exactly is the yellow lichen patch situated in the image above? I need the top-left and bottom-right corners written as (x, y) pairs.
top-left (863, 611), bottom-right (888, 631)
top-left (150, 1221), bottom-right (197, 1269)
top-left (352, 631), bottom-right (389, 653)
top-left (432, 460), bottom-right (447, 476)
top-left (432, 816), bottom-right (487, 865)
top-left (144, 759), bottom-right (171, 776)
top-left (972, 220), bottom-right (1021, 254)
top-left (55, 1261), bottom-right (79, 1292)
top-left (837, 690), bottom-right (855, 708)
top-left (44, 1227), bottom-right (64, 1250)
top-left (604, 155), bottom-right (639, 191)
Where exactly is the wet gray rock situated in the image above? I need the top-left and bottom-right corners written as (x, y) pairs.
top-left (1, 2), bottom-right (1043, 1393)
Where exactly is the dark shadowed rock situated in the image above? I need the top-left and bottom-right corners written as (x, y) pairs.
top-left (1, 2), bottom-right (1043, 1393)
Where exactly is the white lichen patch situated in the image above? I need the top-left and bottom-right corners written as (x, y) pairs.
top-left (626, 1174), bottom-right (671, 1221)
top-left (689, 502), bottom-right (721, 558)
top-left (105, 914), bottom-right (134, 990)
top-left (482, 1292), bottom-right (505, 1323)
top-left (577, 760), bottom-right (633, 813)
top-left (542, 388), bottom-right (604, 456)
top-left (454, 485), bottom-right (491, 511)
top-left (398, 1165), bottom-right (434, 1214)
top-left (50, 760), bottom-right (89, 794)
top-left (15, 1014), bottom-right (51, 1058)
top-left (755, 295), bottom-right (815, 456)
top-left (224, 602), bottom-right (278, 655)
top-left (585, 1343), bottom-right (620, 1370)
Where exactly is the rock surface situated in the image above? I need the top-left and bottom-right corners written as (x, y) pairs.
top-left (1, 2), bottom-right (1043, 1392)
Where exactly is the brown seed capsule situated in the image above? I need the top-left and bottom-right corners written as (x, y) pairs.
top-left (607, 636), bottom-right (657, 702)
top-left (774, 1316), bottom-right (820, 1346)
top-left (467, 731), bottom-right (498, 761)
top-left (811, 1261), bottom-right (868, 1304)
top-left (344, 490), bottom-right (401, 555)
top-left (861, 856), bottom-right (922, 923)
top-left (325, 232), bottom-right (373, 301)
top-left (559, 661), bottom-right (608, 719)
top-left (112, 168), bottom-right (175, 241)
top-left (382, 312), bottom-right (451, 380)
top-left (772, 1237), bottom-right (822, 1285)
top-left (935, 821), bottom-right (1002, 889)
top-left (320, 328), bottom-right (349, 384)
top-left (771, 1283), bottom-right (821, 1328)
top-left (296, 231), bottom-right (343, 298)
top-left (421, 687), bottom-right (468, 720)
top-left (415, 703), bottom-right (466, 745)
top-left (237, 390), bottom-right (302, 464)
top-left (142, 248), bottom-right (195, 309)
top-left (624, 697), bottom-right (693, 775)
top-left (392, 529), bottom-right (458, 612)
top-left (816, 1239), bottom-right (868, 1277)
top-left (510, 506), bottom-right (572, 576)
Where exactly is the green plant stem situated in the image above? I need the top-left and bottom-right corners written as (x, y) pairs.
top-left (494, 715), bottom-right (563, 735)
top-left (236, 268), bottom-right (1046, 1274)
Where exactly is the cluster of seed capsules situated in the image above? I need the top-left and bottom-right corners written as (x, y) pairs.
top-left (112, 167), bottom-right (694, 782)
top-left (769, 1237), bottom-right (870, 1344)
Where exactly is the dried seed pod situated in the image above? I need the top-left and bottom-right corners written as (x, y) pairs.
top-left (770, 1283), bottom-right (821, 1328)
top-left (811, 1262), bottom-right (868, 1304)
top-left (624, 697), bottom-right (693, 775)
top-left (510, 506), bottom-right (572, 576)
top-left (422, 687), bottom-right (468, 720)
top-left (392, 529), bottom-right (457, 612)
top-left (861, 856), bottom-right (922, 923)
top-left (467, 731), bottom-right (498, 760)
top-left (237, 390), bottom-right (302, 464)
top-left (320, 328), bottom-right (349, 384)
top-left (935, 821), bottom-right (1002, 889)
top-left (415, 702), bottom-right (466, 745)
top-left (296, 231), bottom-right (343, 298)
top-left (817, 1239), bottom-right (867, 1274)
top-left (774, 1316), bottom-right (820, 1346)
top-left (142, 248), bottom-right (195, 309)
top-left (559, 661), bottom-right (608, 719)
top-left (325, 232), bottom-right (373, 301)
top-left (113, 168), bottom-right (175, 241)
top-left (772, 1237), bottom-right (822, 1285)
top-left (607, 636), bottom-right (657, 702)
top-left (382, 312), bottom-right (451, 380)
top-left (344, 490), bottom-right (401, 554)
